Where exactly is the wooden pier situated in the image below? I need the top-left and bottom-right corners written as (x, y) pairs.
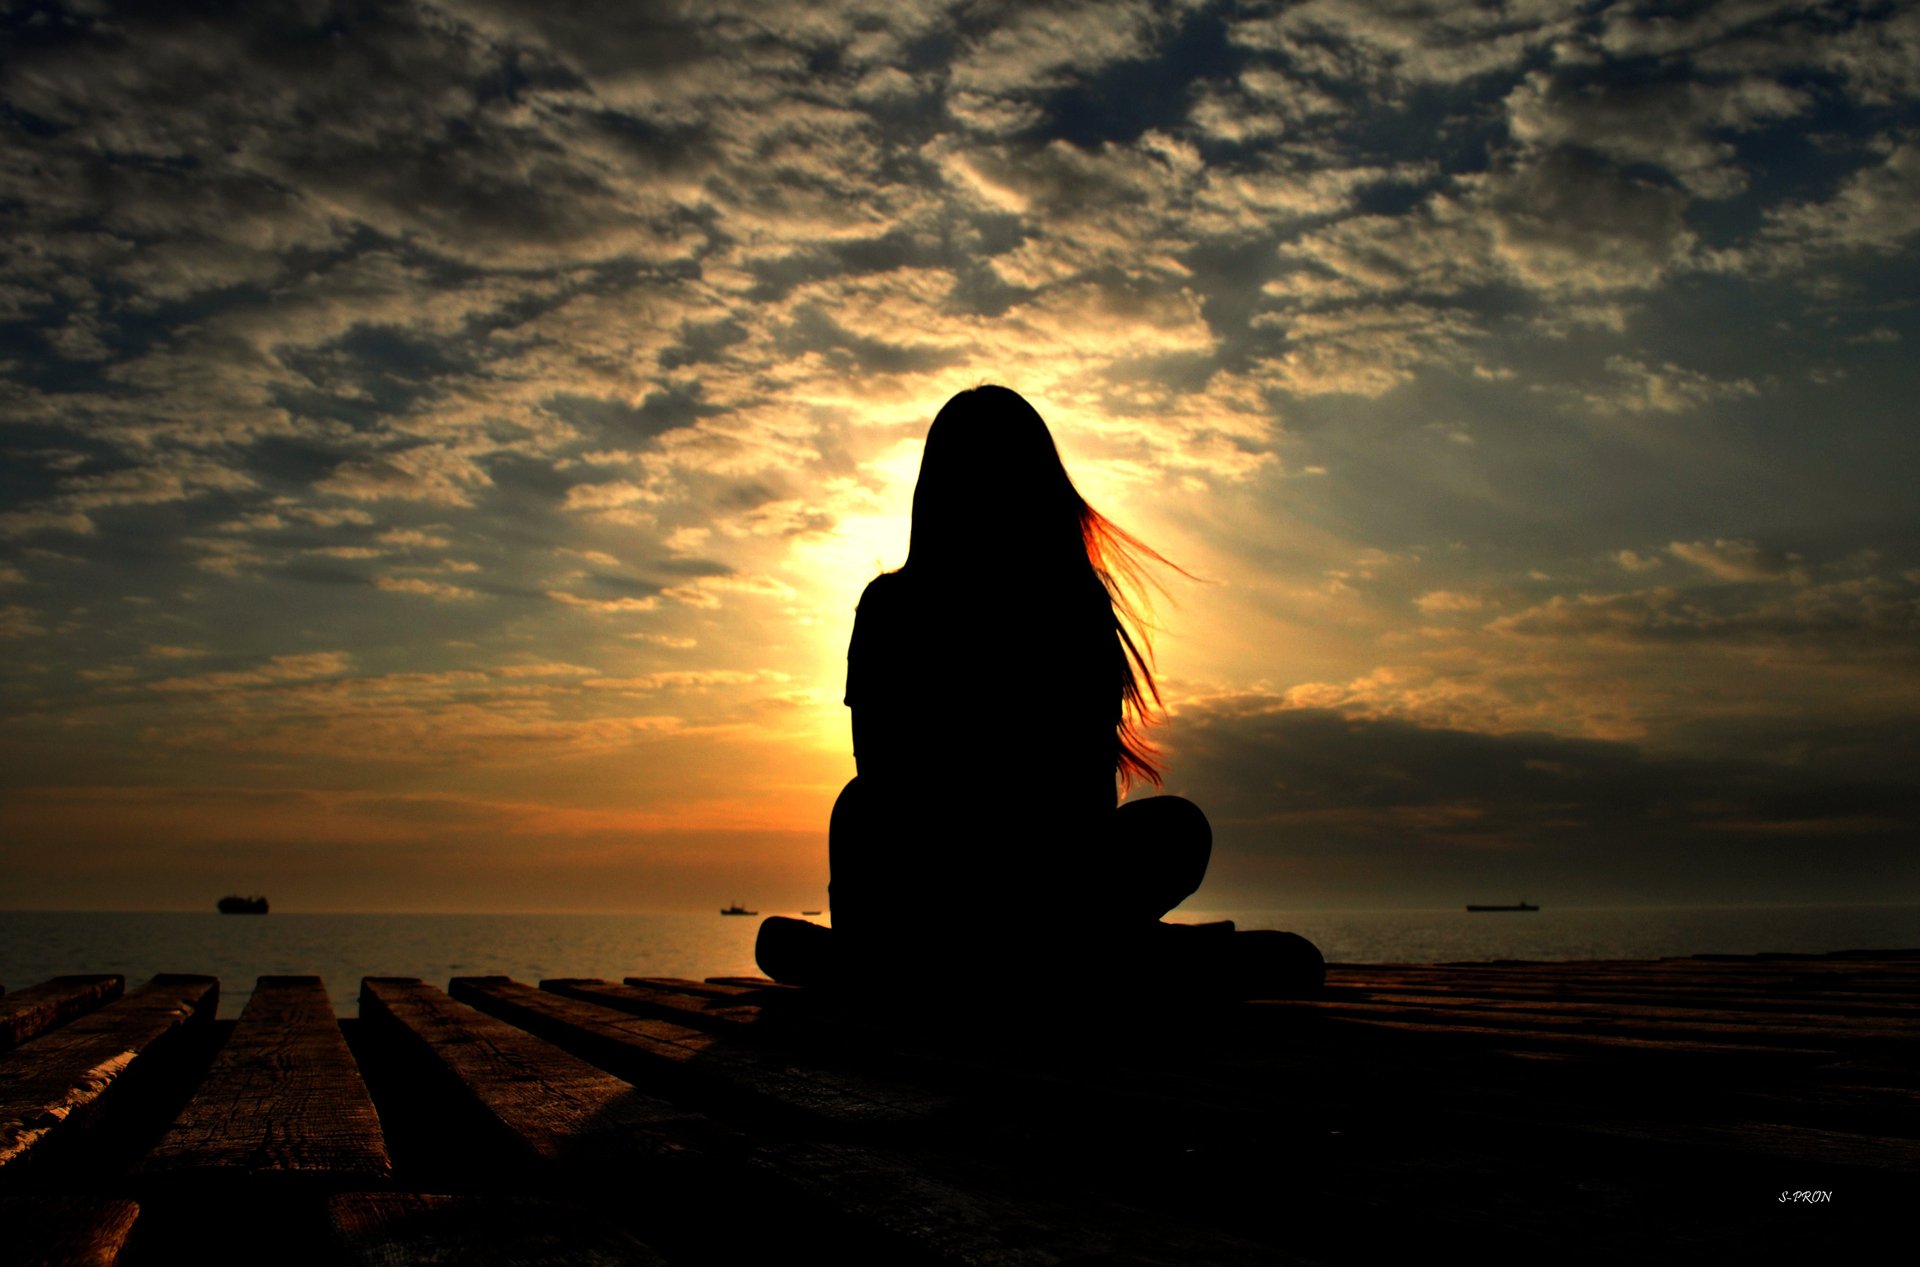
top-left (1, 951), bottom-right (1912, 1264)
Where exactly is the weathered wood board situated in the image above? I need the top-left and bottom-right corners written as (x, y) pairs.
top-left (355, 976), bottom-right (718, 1175)
top-left (0, 977), bottom-right (125, 1053)
top-left (328, 1192), bottom-right (668, 1267)
top-left (0, 1194), bottom-right (139, 1267)
top-left (136, 976), bottom-right (390, 1188)
top-left (0, 975), bottom-right (216, 1173)
top-left (452, 975), bottom-right (943, 1128)
top-left (4, 951), bottom-right (1909, 1264)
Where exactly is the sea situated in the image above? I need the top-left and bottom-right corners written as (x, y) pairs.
top-left (4, 904), bottom-right (1918, 1018)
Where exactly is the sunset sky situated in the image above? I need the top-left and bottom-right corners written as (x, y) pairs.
top-left (3, 0), bottom-right (1917, 913)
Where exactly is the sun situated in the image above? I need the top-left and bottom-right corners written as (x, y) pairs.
top-left (774, 437), bottom-right (921, 754)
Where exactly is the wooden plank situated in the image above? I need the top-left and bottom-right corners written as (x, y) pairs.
top-left (547, 978), bottom-right (770, 1036)
top-left (1186, 1043), bottom-right (1920, 1209)
top-left (736, 1138), bottom-right (1307, 1267)
top-left (1336, 959), bottom-right (1920, 990)
top-left (557, 980), bottom-right (1348, 1180)
top-left (1259, 995), bottom-right (1919, 1052)
top-left (329, 1193), bottom-right (667, 1267)
top-left (1250, 1002), bottom-right (1836, 1064)
top-left (0, 976), bottom-right (125, 1053)
top-left (363, 979), bottom-right (1290, 1265)
top-left (1233, 961), bottom-right (1920, 1180)
top-left (618, 962), bottom-right (1920, 1174)
top-left (629, 976), bottom-right (779, 1003)
top-left (0, 975), bottom-right (217, 1173)
top-left (7, 954), bottom-right (1909, 1260)
top-left (0, 1195), bottom-right (140, 1267)
top-left (1511, 960), bottom-right (1920, 991)
top-left (1323, 976), bottom-right (1920, 1020)
top-left (355, 977), bottom-right (726, 1175)
top-left (136, 976), bottom-right (390, 1188)
top-left (1519, 1109), bottom-right (1920, 1173)
top-left (1329, 965), bottom-right (1920, 1019)
top-left (452, 976), bottom-right (943, 1128)
top-left (1354, 970), bottom-right (1920, 998)
top-left (636, 976), bottom-right (770, 994)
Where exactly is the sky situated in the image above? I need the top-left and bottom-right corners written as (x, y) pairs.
top-left (3, 0), bottom-right (1917, 914)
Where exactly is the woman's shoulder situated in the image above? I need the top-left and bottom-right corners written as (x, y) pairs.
top-left (855, 569), bottom-right (914, 612)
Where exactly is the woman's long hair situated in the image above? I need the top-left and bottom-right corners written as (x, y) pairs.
top-left (903, 385), bottom-right (1175, 791)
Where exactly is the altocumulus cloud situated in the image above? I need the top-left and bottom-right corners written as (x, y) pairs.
top-left (2, 0), bottom-right (1918, 909)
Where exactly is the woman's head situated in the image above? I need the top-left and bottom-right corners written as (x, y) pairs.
top-left (905, 384), bottom-right (1172, 789)
top-left (907, 385), bottom-right (1081, 569)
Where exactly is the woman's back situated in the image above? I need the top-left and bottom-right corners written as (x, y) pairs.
top-left (842, 567), bottom-right (1118, 918)
top-left (848, 569), bottom-right (1119, 790)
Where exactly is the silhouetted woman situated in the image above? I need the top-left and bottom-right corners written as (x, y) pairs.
top-left (759, 386), bottom-right (1320, 993)
top-left (832, 384), bottom-right (1207, 954)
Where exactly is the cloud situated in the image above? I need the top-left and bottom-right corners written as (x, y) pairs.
top-left (546, 591), bottom-right (661, 614)
top-left (1504, 69), bottom-right (1807, 199)
top-left (184, 537), bottom-right (268, 577)
top-left (1229, 0), bottom-right (1576, 91)
top-left (950, 0), bottom-right (1162, 99)
top-left (1615, 550), bottom-right (1663, 574)
top-left (149, 652), bottom-right (355, 694)
top-left (378, 529), bottom-right (452, 548)
top-left (1259, 144), bottom-right (1705, 398)
top-left (0, 605), bottom-right (47, 639)
top-left (1667, 538), bottom-right (1804, 584)
top-left (564, 480), bottom-right (656, 512)
top-left (1487, 587), bottom-right (1709, 642)
top-left (1489, 568), bottom-right (1920, 649)
top-left (0, 509), bottom-right (96, 539)
top-left (1162, 699), bottom-right (1920, 901)
top-left (1477, 148), bottom-right (1699, 293)
top-left (585, 669), bottom-right (788, 692)
top-left (1414, 590), bottom-right (1484, 615)
top-left (1763, 140), bottom-right (1920, 259)
top-left (496, 661), bottom-right (597, 679)
top-left (1815, 5), bottom-right (1920, 107)
top-left (3, 0), bottom-right (1917, 910)
top-left (627, 631), bottom-right (699, 649)
top-left (1255, 303), bottom-right (1479, 397)
top-left (1269, 205), bottom-right (1482, 302)
top-left (375, 576), bottom-right (479, 601)
top-left (1596, 0), bottom-right (1807, 60)
top-left (1188, 70), bottom-right (1338, 143)
top-left (1579, 357), bottom-right (1761, 415)
top-left (316, 447), bottom-right (495, 507)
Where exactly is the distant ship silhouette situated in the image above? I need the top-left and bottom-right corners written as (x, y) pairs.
top-left (1465, 899), bottom-right (1538, 912)
top-left (218, 895), bottom-right (269, 914)
top-left (721, 902), bottom-right (757, 916)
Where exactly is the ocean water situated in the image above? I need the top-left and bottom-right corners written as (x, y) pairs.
top-left (3, 904), bottom-right (1917, 1018)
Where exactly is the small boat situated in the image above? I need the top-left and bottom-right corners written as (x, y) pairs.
top-left (720, 902), bottom-right (757, 916)
top-left (800, 910), bottom-right (822, 916)
top-left (217, 895), bottom-right (269, 914)
top-left (1466, 900), bottom-right (1538, 912)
